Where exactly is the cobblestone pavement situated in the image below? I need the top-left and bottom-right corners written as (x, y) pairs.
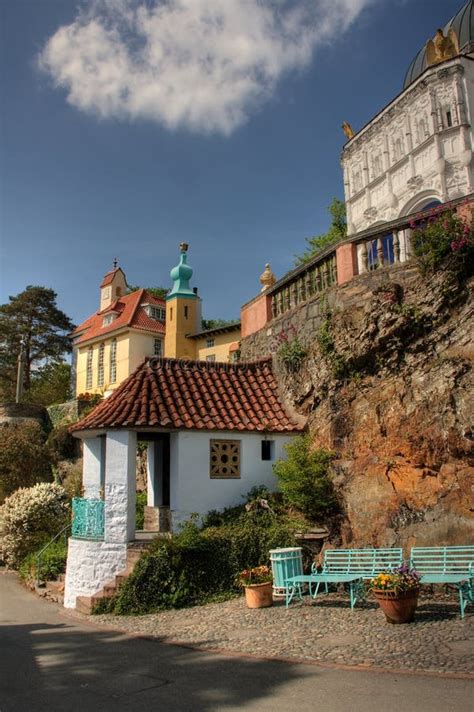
top-left (90, 591), bottom-right (474, 676)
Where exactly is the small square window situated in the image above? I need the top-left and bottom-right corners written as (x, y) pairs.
top-left (206, 337), bottom-right (215, 348)
top-left (206, 354), bottom-right (216, 362)
top-left (261, 440), bottom-right (274, 461)
top-left (210, 439), bottom-right (241, 478)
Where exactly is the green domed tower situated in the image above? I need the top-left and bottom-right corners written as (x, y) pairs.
top-left (164, 244), bottom-right (201, 359)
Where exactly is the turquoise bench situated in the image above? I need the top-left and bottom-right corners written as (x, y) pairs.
top-left (285, 547), bottom-right (403, 608)
top-left (410, 546), bottom-right (474, 618)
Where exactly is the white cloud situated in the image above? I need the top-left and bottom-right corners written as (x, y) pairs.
top-left (39, 0), bottom-right (374, 135)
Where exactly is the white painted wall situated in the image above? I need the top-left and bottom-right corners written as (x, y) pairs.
top-left (105, 430), bottom-right (137, 543)
top-left (342, 57), bottom-right (474, 236)
top-left (64, 538), bottom-right (127, 608)
top-left (169, 431), bottom-right (295, 528)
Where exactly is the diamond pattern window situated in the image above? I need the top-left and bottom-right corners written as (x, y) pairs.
top-left (210, 440), bottom-right (241, 478)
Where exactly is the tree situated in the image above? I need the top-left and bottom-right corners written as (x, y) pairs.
top-left (0, 421), bottom-right (51, 503)
top-left (23, 361), bottom-right (71, 406)
top-left (201, 318), bottom-right (238, 330)
top-left (127, 285), bottom-right (168, 299)
top-left (0, 286), bottom-right (74, 400)
top-left (295, 198), bottom-right (347, 265)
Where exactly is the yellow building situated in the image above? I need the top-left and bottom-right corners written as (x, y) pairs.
top-left (164, 244), bottom-right (240, 362)
top-left (72, 265), bottom-right (166, 397)
top-left (73, 248), bottom-right (241, 396)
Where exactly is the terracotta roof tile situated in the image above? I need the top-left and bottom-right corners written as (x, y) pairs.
top-left (70, 358), bottom-right (306, 434)
top-left (72, 289), bottom-right (165, 344)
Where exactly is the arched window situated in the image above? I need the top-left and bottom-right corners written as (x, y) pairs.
top-left (97, 343), bottom-right (105, 387)
top-left (86, 347), bottom-right (93, 389)
top-left (393, 137), bottom-right (404, 162)
top-left (109, 339), bottom-right (117, 384)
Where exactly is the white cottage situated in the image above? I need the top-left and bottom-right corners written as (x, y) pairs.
top-left (64, 357), bottom-right (305, 608)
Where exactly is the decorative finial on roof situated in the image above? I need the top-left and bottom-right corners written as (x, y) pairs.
top-left (342, 121), bottom-right (355, 140)
top-left (113, 257), bottom-right (118, 270)
top-left (260, 263), bottom-right (276, 292)
top-left (168, 244), bottom-right (195, 299)
top-left (426, 27), bottom-right (459, 66)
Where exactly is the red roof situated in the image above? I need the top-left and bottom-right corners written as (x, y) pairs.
top-left (72, 289), bottom-right (165, 344)
top-left (70, 358), bottom-right (306, 433)
top-left (100, 267), bottom-right (124, 288)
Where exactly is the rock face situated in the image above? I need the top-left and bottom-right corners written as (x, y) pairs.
top-left (241, 263), bottom-right (474, 549)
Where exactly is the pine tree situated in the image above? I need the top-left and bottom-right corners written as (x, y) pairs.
top-left (0, 286), bottom-right (74, 400)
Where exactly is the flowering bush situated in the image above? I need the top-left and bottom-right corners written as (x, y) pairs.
top-left (411, 206), bottom-right (474, 274)
top-left (236, 565), bottom-right (272, 587)
top-left (369, 563), bottom-right (420, 594)
top-left (0, 482), bottom-right (70, 567)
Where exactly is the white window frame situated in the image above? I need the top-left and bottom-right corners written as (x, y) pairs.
top-left (206, 337), bottom-right (215, 348)
top-left (86, 347), bottom-right (93, 389)
top-left (109, 338), bottom-right (117, 384)
top-left (97, 343), bottom-right (105, 387)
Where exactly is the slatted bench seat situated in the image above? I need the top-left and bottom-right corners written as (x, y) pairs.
top-left (410, 546), bottom-right (474, 618)
top-left (285, 547), bottom-right (403, 608)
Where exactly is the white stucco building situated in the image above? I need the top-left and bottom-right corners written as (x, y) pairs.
top-left (64, 357), bottom-right (304, 608)
top-left (342, 2), bottom-right (474, 240)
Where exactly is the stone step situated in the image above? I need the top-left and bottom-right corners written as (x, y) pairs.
top-left (115, 572), bottom-right (128, 586)
top-left (75, 595), bottom-right (94, 615)
top-left (45, 580), bottom-right (64, 593)
top-left (102, 580), bottom-right (117, 596)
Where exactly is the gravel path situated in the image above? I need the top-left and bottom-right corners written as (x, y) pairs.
top-left (89, 590), bottom-right (473, 675)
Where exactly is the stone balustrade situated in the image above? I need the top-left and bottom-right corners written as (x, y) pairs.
top-left (240, 194), bottom-right (473, 339)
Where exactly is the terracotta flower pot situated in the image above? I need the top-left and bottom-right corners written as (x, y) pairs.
top-left (373, 588), bottom-right (420, 624)
top-left (244, 582), bottom-right (273, 609)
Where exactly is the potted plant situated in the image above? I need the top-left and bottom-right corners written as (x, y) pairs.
top-left (369, 563), bottom-right (421, 624)
top-left (237, 565), bottom-right (273, 609)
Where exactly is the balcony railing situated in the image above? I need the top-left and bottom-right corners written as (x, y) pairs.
top-left (72, 497), bottom-right (105, 540)
top-left (270, 251), bottom-right (337, 319)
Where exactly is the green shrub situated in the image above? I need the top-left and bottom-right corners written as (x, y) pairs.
top-left (277, 338), bottom-right (307, 371)
top-left (411, 207), bottom-right (474, 275)
top-left (105, 504), bottom-right (298, 615)
top-left (273, 434), bottom-right (338, 522)
top-left (135, 491), bottom-right (147, 530)
top-left (0, 482), bottom-right (70, 567)
top-left (46, 424), bottom-right (79, 464)
top-left (19, 539), bottom-right (67, 587)
top-left (0, 421), bottom-right (51, 503)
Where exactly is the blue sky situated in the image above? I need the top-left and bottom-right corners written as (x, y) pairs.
top-left (0, 0), bottom-right (465, 325)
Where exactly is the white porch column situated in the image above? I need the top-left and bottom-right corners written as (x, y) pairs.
top-left (147, 440), bottom-right (164, 507)
top-left (82, 438), bottom-right (103, 499)
top-left (105, 430), bottom-right (137, 543)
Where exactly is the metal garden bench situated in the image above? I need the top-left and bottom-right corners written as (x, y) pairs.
top-left (410, 546), bottom-right (474, 618)
top-left (285, 547), bottom-right (403, 608)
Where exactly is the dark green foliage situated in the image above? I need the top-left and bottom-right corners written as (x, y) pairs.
top-left (316, 314), bottom-right (348, 379)
top-left (135, 491), bottom-right (147, 530)
top-left (46, 424), bottom-right (79, 464)
top-left (19, 540), bottom-right (67, 586)
top-left (411, 208), bottom-right (474, 276)
top-left (23, 361), bottom-right (71, 407)
top-left (0, 286), bottom-right (74, 400)
top-left (295, 198), bottom-right (347, 265)
top-left (277, 338), bottom-right (307, 371)
top-left (273, 435), bottom-right (338, 522)
top-left (104, 501), bottom-right (298, 615)
top-left (201, 319), bottom-right (238, 331)
top-left (0, 421), bottom-right (51, 502)
top-left (127, 285), bottom-right (168, 299)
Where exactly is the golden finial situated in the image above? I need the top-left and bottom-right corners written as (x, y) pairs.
top-left (426, 28), bottom-right (459, 66)
top-left (342, 121), bottom-right (355, 140)
top-left (179, 242), bottom-right (189, 253)
top-left (260, 263), bottom-right (276, 292)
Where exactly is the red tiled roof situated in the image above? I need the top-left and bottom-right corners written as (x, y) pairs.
top-left (70, 358), bottom-right (306, 433)
top-left (100, 268), bottom-right (123, 287)
top-left (72, 290), bottom-right (165, 344)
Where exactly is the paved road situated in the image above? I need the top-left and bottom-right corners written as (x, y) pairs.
top-left (0, 572), bottom-right (472, 712)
